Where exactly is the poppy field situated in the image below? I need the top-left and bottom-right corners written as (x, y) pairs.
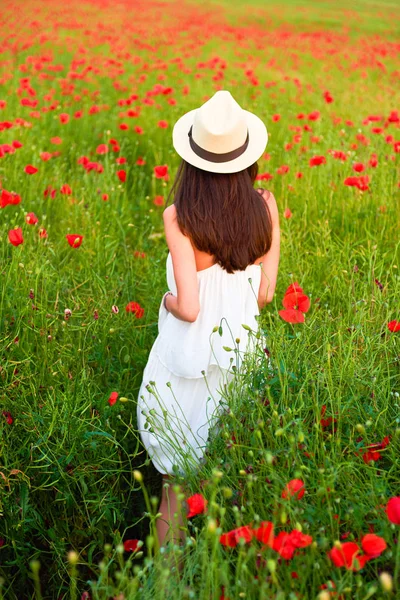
top-left (0, 0), bottom-right (400, 598)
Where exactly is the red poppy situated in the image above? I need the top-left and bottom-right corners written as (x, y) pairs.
top-left (66, 234), bottom-right (83, 248)
top-left (24, 165), bottom-right (38, 174)
top-left (276, 164), bottom-right (289, 175)
top-left (253, 520), bottom-right (274, 546)
top-left (59, 113), bottom-right (69, 124)
top-left (126, 301), bottom-right (144, 318)
top-left (154, 164), bottom-right (168, 179)
top-left (272, 114), bottom-right (281, 122)
top-left (158, 120), bottom-right (168, 128)
top-left (284, 208), bottom-right (292, 218)
top-left (278, 308), bottom-right (305, 323)
top-left (108, 391), bottom-right (119, 406)
top-left (353, 163), bottom-right (365, 172)
top-left (289, 529), bottom-right (313, 548)
top-left (323, 91), bottom-right (333, 103)
top-left (362, 449), bottom-right (381, 464)
top-left (386, 497), bottom-right (400, 525)
top-left (153, 195), bottom-right (164, 206)
top-left (136, 157), bottom-right (146, 166)
top-left (96, 144), bottom-right (108, 154)
top-left (186, 493), bottom-right (207, 518)
top-left (281, 479), bottom-right (305, 500)
top-left (272, 531), bottom-right (296, 559)
top-left (344, 175), bottom-right (370, 191)
top-left (8, 227), bottom-right (23, 246)
top-left (328, 542), bottom-right (369, 571)
top-left (51, 137), bottom-right (62, 145)
top-left (1, 189), bottom-right (21, 208)
top-left (220, 525), bottom-right (253, 548)
top-left (3, 410), bottom-right (13, 425)
top-left (361, 534), bottom-right (387, 558)
top-left (26, 212), bottom-right (38, 225)
top-left (117, 170), bottom-right (126, 183)
top-left (282, 292), bottom-right (310, 313)
top-left (123, 539), bottom-right (141, 552)
top-left (388, 320), bottom-right (400, 332)
top-left (60, 184), bottom-right (72, 195)
top-left (309, 155), bottom-right (326, 167)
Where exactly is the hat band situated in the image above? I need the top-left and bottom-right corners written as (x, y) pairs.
top-left (188, 125), bottom-right (249, 163)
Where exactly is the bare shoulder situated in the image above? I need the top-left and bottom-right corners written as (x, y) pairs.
top-left (163, 203), bottom-right (176, 222)
top-left (258, 188), bottom-right (279, 225)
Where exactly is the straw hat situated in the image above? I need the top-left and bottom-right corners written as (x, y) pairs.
top-left (172, 90), bottom-right (268, 174)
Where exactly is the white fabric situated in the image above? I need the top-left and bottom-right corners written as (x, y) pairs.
top-left (136, 252), bottom-right (263, 475)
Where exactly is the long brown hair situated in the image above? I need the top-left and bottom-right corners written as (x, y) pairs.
top-left (165, 159), bottom-right (273, 274)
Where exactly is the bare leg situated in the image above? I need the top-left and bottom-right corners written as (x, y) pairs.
top-left (156, 474), bottom-right (186, 548)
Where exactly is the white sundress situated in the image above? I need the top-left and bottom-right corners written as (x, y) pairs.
top-left (136, 251), bottom-right (263, 476)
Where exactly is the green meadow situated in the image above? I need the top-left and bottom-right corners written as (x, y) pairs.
top-left (0, 0), bottom-right (399, 598)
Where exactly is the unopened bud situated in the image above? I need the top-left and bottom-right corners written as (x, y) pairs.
top-left (379, 572), bottom-right (393, 592)
top-left (133, 470), bottom-right (143, 482)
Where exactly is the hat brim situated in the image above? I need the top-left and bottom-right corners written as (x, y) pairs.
top-left (172, 108), bottom-right (268, 174)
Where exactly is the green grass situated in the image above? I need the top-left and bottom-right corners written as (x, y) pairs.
top-left (0, 0), bottom-right (399, 598)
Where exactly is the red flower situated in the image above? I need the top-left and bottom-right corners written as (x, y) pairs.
top-left (278, 308), bottom-right (305, 323)
top-left (96, 144), bottom-right (108, 154)
top-left (281, 479), bottom-right (305, 500)
top-left (309, 155), bottom-right (326, 167)
top-left (323, 91), bottom-right (333, 104)
top-left (59, 113), bottom-right (69, 124)
top-left (60, 184), bottom-right (72, 195)
top-left (388, 320), bottom-right (400, 332)
top-left (117, 170), bottom-right (126, 183)
top-left (123, 539), bottom-right (141, 553)
top-left (272, 114), bottom-right (281, 122)
top-left (158, 120), bottom-right (168, 128)
top-left (282, 292), bottom-right (310, 313)
top-left (272, 532), bottom-right (296, 559)
top-left (154, 164), bottom-right (168, 179)
top-left (362, 449), bottom-right (381, 464)
top-left (1, 189), bottom-right (21, 208)
top-left (276, 164), bottom-right (289, 175)
top-left (386, 497), bottom-right (400, 525)
top-left (361, 534), bottom-right (387, 558)
top-left (108, 391), bottom-right (119, 406)
top-left (134, 126), bottom-right (144, 134)
top-left (186, 493), bottom-right (207, 518)
top-left (136, 157), bottom-right (146, 166)
top-left (66, 234), bottom-right (83, 248)
top-left (26, 212), bottom-right (38, 225)
top-left (353, 163), bottom-right (365, 173)
top-left (8, 227), bottom-right (23, 246)
top-left (283, 208), bottom-right (292, 219)
top-left (24, 165), bottom-right (38, 174)
top-left (220, 525), bottom-right (253, 548)
top-left (289, 529), bottom-right (313, 548)
top-left (2, 410), bottom-right (13, 425)
top-left (344, 175), bottom-right (370, 191)
top-left (253, 521), bottom-right (274, 547)
top-left (328, 542), bottom-right (369, 571)
top-left (153, 195), bottom-right (164, 206)
top-left (126, 301), bottom-right (144, 318)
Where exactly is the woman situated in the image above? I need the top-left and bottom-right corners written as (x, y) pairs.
top-left (136, 90), bottom-right (280, 549)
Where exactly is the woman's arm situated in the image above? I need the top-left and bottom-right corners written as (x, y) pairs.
top-left (257, 191), bottom-right (280, 310)
top-left (162, 205), bottom-right (201, 322)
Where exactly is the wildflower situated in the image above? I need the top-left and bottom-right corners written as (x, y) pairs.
top-left (386, 497), bottom-right (400, 524)
top-left (8, 227), bottom-right (23, 246)
top-left (108, 391), bottom-right (119, 406)
top-left (66, 234), bottom-right (83, 248)
top-left (24, 164), bottom-right (38, 174)
top-left (281, 479), bottom-right (305, 500)
top-left (220, 525), bottom-right (253, 547)
top-left (186, 493), bottom-right (208, 518)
